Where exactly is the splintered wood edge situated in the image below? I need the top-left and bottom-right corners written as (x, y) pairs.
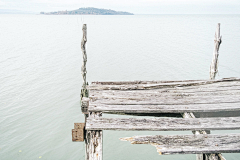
top-left (120, 134), bottom-right (240, 155)
top-left (120, 137), bottom-right (133, 142)
top-left (120, 137), bottom-right (163, 155)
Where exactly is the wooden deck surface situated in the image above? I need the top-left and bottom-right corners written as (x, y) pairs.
top-left (83, 77), bottom-right (240, 156)
top-left (85, 78), bottom-right (240, 114)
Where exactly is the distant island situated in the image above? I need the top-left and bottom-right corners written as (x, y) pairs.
top-left (40, 7), bottom-right (134, 15)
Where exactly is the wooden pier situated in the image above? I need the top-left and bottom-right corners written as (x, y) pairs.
top-left (73, 24), bottom-right (240, 160)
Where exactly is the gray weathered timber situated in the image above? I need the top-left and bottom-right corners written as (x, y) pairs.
top-left (182, 112), bottom-right (217, 159)
top-left (91, 79), bottom-right (203, 85)
top-left (88, 103), bottom-right (240, 113)
top-left (197, 24), bottom-right (223, 160)
top-left (120, 134), bottom-right (240, 155)
top-left (85, 112), bottom-right (102, 160)
top-left (194, 111), bottom-right (240, 118)
top-left (81, 24), bottom-right (88, 98)
top-left (210, 23), bottom-right (222, 80)
top-left (89, 84), bottom-right (240, 98)
top-left (90, 96), bottom-right (240, 105)
top-left (87, 78), bottom-right (240, 90)
top-left (82, 97), bottom-right (90, 114)
top-left (91, 78), bottom-right (238, 86)
top-left (86, 117), bottom-right (240, 131)
top-left (104, 112), bottom-right (182, 117)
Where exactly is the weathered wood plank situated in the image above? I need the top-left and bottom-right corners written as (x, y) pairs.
top-left (91, 77), bottom-right (239, 86)
top-left (87, 78), bottom-right (240, 90)
top-left (85, 112), bottom-right (103, 160)
top-left (90, 95), bottom-right (240, 105)
top-left (88, 103), bottom-right (240, 113)
top-left (105, 112), bottom-right (182, 117)
top-left (182, 112), bottom-right (208, 159)
top-left (195, 24), bottom-right (223, 160)
top-left (120, 134), bottom-right (240, 155)
top-left (88, 81), bottom-right (240, 106)
top-left (89, 85), bottom-right (240, 98)
top-left (81, 24), bottom-right (88, 98)
top-left (194, 111), bottom-right (240, 118)
top-left (91, 79), bottom-right (203, 85)
top-left (86, 117), bottom-right (240, 131)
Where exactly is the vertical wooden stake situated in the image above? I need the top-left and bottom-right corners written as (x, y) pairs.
top-left (193, 23), bottom-right (224, 160)
top-left (183, 24), bottom-right (224, 160)
top-left (85, 112), bottom-right (103, 160)
top-left (81, 24), bottom-right (88, 98)
top-left (80, 24), bottom-right (103, 160)
top-left (210, 23), bottom-right (222, 80)
top-left (206, 23), bottom-right (225, 160)
top-left (195, 23), bottom-right (224, 160)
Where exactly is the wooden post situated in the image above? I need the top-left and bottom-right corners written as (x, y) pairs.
top-left (85, 112), bottom-right (103, 160)
top-left (81, 24), bottom-right (88, 98)
top-left (83, 100), bottom-right (103, 160)
top-left (198, 23), bottom-right (224, 160)
top-left (204, 23), bottom-right (225, 160)
top-left (80, 24), bottom-right (103, 160)
top-left (183, 23), bottom-right (224, 160)
top-left (210, 23), bottom-right (222, 80)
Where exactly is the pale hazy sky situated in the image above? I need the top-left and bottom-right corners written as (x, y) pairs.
top-left (0, 0), bottom-right (240, 14)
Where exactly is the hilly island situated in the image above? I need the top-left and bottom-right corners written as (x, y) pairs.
top-left (40, 7), bottom-right (134, 15)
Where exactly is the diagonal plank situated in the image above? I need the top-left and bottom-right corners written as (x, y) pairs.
top-left (86, 117), bottom-right (240, 131)
top-left (120, 134), bottom-right (240, 155)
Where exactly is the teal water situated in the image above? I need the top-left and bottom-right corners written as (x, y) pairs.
top-left (0, 14), bottom-right (240, 160)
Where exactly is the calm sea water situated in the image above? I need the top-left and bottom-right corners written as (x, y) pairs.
top-left (0, 14), bottom-right (240, 160)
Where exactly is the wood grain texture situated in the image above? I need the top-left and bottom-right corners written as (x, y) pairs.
top-left (86, 117), bottom-right (240, 131)
top-left (104, 112), bottom-right (182, 117)
top-left (87, 78), bottom-right (240, 90)
top-left (90, 96), bottom-right (240, 105)
top-left (81, 24), bottom-right (88, 98)
top-left (85, 112), bottom-right (103, 160)
top-left (182, 112), bottom-right (215, 159)
top-left (88, 80), bottom-right (240, 109)
top-left (89, 84), bottom-right (240, 98)
top-left (82, 97), bottom-right (90, 114)
top-left (120, 134), bottom-right (240, 155)
top-left (91, 79), bottom-right (202, 85)
top-left (210, 23), bottom-right (222, 80)
top-left (88, 103), bottom-right (240, 113)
